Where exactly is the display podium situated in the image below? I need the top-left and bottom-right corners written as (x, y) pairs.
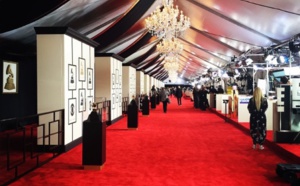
top-left (127, 104), bottom-right (138, 129)
top-left (142, 96), bottom-right (150, 116)
top-left (82, 120), bottom-right (106, 170)
top-left (150, 96), bottom-right (156, 109)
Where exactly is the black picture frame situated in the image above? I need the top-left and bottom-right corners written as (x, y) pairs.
top-left (68, 98), bottom-right (77, 124)
top-left (87, 68), bottom-right (93, 90)
top-left (78, 57), bottom-right (86, 82)
top-left (86, 96), bottom-right (93, 112)
top-left (79, 88), bottom-right (86, 112)
top-left (2, 61), bottom-right (18, 94)
top-left (68, 64), bottom-right (77, 90)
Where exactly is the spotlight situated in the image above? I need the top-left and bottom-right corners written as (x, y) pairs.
top-left (245, 58), bottom-right (253, 66)
top-left (289, 41), bottom-right (300, 53)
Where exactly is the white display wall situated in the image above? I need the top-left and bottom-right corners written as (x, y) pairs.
top-left (144, 74), bottom-right (150, 96)
top-left (150, 76), bottom-right (154, 89)
top-left (122, 66), bottom-right (136, 99)
top-left (136, 71), bottom-right (144, 96)
top-left (36, 32), bottom-right (96, 146)
top-left (95, 55), bottom-right (123, 122)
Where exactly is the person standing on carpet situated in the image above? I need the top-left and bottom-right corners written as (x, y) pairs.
top-left (247, 87), bottom-right (268, 150)
top-left (175, 86), bottom-right (183, 105)
top-left (160, 87), bottom-right (169, 113)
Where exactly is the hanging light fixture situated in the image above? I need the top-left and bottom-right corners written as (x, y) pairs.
top-left (157, 37), bottom-right (183, 56)
top-left (145, 0), bottom-right (190, 39)
top-left (163, 56), bottom-right (180, 72)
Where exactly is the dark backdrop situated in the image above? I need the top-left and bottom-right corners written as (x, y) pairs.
top-left (0, 55), bottom-right (37, 120)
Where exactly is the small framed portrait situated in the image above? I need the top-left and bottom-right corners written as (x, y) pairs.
top-left (78, 57), bottom-right (86, 82)
top-left (86, 96), bottom-right (93, 112)
top-left (68, 64), bottom-right (77, 90)
top-left (112, 73), bottom-right (115, 89)
top-left (2, 61), bottom-right (18, 94)
top-left (112, 93), bottom-right (115, 109)
top-left (68, 98), bottom-right (77, 124)
top-left (78, 89), bottom-right (86, 112)
top-left (87, 68), bottom-right (93, 90)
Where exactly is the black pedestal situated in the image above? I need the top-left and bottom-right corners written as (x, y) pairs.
top-left (142, 96), bottom-right (149, 115)
top-left (127, 104), bottom-right (138, 129)
top-left (150, 96), bottom-right (156, 109)
top-left (82, 120), bottom-right (106, 170)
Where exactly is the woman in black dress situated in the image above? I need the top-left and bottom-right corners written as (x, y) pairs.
top-left (247, 87), bottom-right (268, 150)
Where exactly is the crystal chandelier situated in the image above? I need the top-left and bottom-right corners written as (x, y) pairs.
top-left (163, 56), bottom-right (180, 72)
top-left (157, 37), bottom-right (183, 56)
top-left (145, 0), bottom-right (190, 39)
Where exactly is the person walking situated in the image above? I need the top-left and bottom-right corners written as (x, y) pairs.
top-left (160, 87), bottom-right (169, 113)
top-left (175, 86), bottom-right (183, 105)
top-left (247, 87), bottom-right (268, 150)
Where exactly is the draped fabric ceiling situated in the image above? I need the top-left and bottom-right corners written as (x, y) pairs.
top-left (0, 0), bottom-right (300, 82)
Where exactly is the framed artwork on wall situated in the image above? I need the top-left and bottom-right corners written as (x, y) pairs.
top-left (78, 57), bottom-right (86, 82)
top-left (79, 88), bottom-right (86, 112)
top-left (68, 64), bottom-right (77, 90)
top-left (86, 96), bottom-right (93, 112)
top-left (87, 68), bottom-right (93, 90)
top-left (112, 93), bottom-right (115, 109)
top-left (2, 61), bottom-right (18, 94)
top-left (112, 73), bottom-right (115, 89)
top-left (68, 98), bottom-right (77, 124)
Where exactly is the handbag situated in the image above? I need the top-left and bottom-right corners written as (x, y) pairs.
top-left (166, 97), bottom-right (170, 103)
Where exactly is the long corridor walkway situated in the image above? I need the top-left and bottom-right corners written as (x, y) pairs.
top-left (10, 95), bottom-right (289, 186)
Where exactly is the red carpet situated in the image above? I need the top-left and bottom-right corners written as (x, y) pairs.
top-left (10, 96), bottom-right (290, 186)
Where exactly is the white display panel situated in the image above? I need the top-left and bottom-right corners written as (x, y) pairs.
top-left (238, 96), bottom-right (251, 122)
top-left (216, 94), bottom-right (224, 111)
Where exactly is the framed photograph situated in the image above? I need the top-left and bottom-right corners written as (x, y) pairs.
top-left (115, 69), bottom-right (119, 84)
top-left (112, 74), bottom-right (115, 89)
top-left (87, 68), bottom-right (93, 90)
top-left (112, 93), bottom-right (115, 109)
top-left (86, 96), bottom-right (93, 112)
top-left (2, 61), bottom-right (18, 94)
top-left (78, 89), bottom-right (86, 112)
top-left (78, 57), bottom-right (86, 81)
top-left (68, 64), bottom-right (76, 90)
top-left (68, 98), bottom-right (76, 124)
top-left (119, 93), bottom-right (122, 107)
top-left (118, 75), bottom-right (122, 89)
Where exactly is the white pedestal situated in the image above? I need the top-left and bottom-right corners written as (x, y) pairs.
top-left (266, 99), bottom-right (276, 130)
top-left (238, 96), bottom-right (251, 122)
top-left (221, 95), bottom-right (230, 114)
top-left (216, 94), bottom-right (224, 111)
top-left (207, 94), bottom-right (210, 107)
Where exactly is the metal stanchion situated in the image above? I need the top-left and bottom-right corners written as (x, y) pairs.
top-left (223, 99), bottom-right (229, 122)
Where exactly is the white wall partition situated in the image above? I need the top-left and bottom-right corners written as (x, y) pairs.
top-left (122, 65), bottom-right (136, 99)
top-left (144, 74), bottom-right (150, 96)
top-left (36, 27), bottom-right (98, 147)
top-left (95, 54), bottom-right (124, 122)
top-left (136, 71), bottom-right (145, 96)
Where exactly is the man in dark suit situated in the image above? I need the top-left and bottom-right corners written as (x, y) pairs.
top-left (175, 86), bottom-right (183, 105)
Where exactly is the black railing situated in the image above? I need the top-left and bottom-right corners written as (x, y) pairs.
top-left (0, 109), bottom-right (64, 186)
top-left (95, 100), bottom-right (111, 124)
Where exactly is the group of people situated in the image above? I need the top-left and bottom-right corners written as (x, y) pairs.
top-left (149, 85), bottom-right (184, 113)
top-left (192, 85), bottom-right (209, 110)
